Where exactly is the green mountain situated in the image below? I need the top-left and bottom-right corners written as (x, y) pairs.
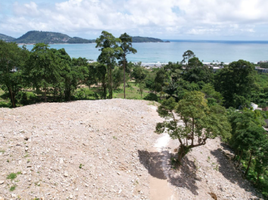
top-left (14, 31), bottom-right (94, 44)
top-left (132, 36), bottom-right (164, 43)
top-left (0, 33), bottom-right (15, 42)
top-left (0, 31), bottom-right (165, 44)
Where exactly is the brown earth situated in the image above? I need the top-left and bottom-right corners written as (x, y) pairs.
top-left (0, 99), bottom-right (262, 199)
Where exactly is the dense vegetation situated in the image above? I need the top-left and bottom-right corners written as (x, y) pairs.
top-left (0, 31), bottom-right (268, 198)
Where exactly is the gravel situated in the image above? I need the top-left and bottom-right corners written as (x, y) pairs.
top-left (0, 99), bottom-right (262, 200)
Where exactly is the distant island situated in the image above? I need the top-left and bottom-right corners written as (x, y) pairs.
top-left (131, 36), bottom-right (164, 43)
top-left (0, 31), bottom-right (166, 44)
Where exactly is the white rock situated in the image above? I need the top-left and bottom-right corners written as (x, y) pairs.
top-left (64, 171), bottom-right (68, 177)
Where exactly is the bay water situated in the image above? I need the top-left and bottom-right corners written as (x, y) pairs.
top-left (23, 40), bottom-right (268, 64)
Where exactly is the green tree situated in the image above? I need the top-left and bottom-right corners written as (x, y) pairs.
top-left (215, 60), bottom-right (256, 108)
top-left (119, 33), bottom-right (137, 98)
top-left (181, 50), bottom-right (195, 65)
top-left (26, 43), bottom-right (61, 102)
top-left (156, 91), bottom-right (231, 164)
top-left (228, 109), bottom-right (267, 176)
top-left (131, 63), bottom-right (147, 98)
top-left (131, 63), bottom-right (147, 83)
top-left (50, 48), bottom-right (70, 101)
top-left (0, 40), bottom-right (29, 107)
top-left (255, 142), bottom-right (268, 184)
top-left (154, 68), bottom-right (167, 98)
top-left (96, 31), bottom-right (122, 99)
top-left (59, 54), bottom-right (88, 101)
top-left (86, 63), bottom-right (108, 99)
top-left (183, 58), bottom-right (214, 85)
top-left (176, 79), bottom-right (200, 101)
top-left (201, 84), bottom-right (224, 106)
top-left (113, 66), bottom-right (124, 90)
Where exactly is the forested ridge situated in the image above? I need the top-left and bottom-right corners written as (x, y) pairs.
top-left (0, 31), bottom-right (268, 198)
top-left (0, 31), bottom-right (164, 44)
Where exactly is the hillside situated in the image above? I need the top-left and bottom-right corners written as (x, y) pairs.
top-left (132, 36), bottom-right (164, 43)
top-left (0, 34), bottom-right (15, 42)
top-left (0, 31), bottom-right (165, 44)
top-left (67, 37), bottom-right (94, 43)
top-left (0, 99), bottom-right (261, 199)
top-left (13, 31), bottom-right (94, 44)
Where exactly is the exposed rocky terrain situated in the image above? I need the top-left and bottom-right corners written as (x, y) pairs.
top-left (0, 99), bottom-right (262, 199)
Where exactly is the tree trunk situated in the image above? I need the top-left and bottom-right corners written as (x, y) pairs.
top-left (102, 78), bottom-right (107, 99)
top-left (44, 83), bottom-right (47, 102)
top-left (108, 65), bottom-right (113, 99)
top-left (65, 89), bottom-right (71, 101)
top-left (53, 87), bottom-right (57, 101)
top-left (234, 149), bottom-right (238, 160)
top-left (245, 151), bottom-right (252, 176)
top-left (237, 150), bottom-right (243, 167)
top-left (123, 56), bottom-right (126, 99)
top-left (177, 144), bottom-right (188, 164)
top-left (8, 86), bottom-right (16, 108)
top-left (59, 87), bottom-right (63, 101)
top-left (191, 118), bottom-right (194, 146)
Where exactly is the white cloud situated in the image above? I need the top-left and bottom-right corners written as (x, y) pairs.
top-left (1, 0), bottom-right (268, 39)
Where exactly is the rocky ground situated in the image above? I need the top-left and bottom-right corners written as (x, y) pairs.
top-left (0, 99), bottom-right (263, 200)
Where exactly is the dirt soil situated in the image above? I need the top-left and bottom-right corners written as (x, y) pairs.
top-left (0, 99), bottom-right (262, 200)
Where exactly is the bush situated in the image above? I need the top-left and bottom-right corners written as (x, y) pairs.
top-left (7, 173), bottom-right (17, 180)
top-left (16, 91), bottom-right (36, 105)
top-left (73, 88), bottom-right (95, 100)
top-left (144, 93), bottom-right (158, 101)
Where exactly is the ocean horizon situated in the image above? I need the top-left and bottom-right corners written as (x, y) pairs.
top-left (22, 40), bottom-right (268, 64)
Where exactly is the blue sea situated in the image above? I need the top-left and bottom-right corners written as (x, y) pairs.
top-left (22, 40), bottom-right (268, 64)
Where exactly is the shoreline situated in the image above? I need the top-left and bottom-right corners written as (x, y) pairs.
top-left (89, 61), bottom-right (259, 67)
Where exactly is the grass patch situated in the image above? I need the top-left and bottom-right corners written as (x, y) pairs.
top-left (113, 82), bottom-right (150, 99)
top-left (7, 173), bottom-right (17, 180)
top-left (9, 185), bottom-right (16, 191)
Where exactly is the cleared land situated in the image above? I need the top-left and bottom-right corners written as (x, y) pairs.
top-left (0, 99), bottom-right (261, 199)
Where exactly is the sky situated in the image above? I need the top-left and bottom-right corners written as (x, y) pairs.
top-left (1, 0), bottom-right (268, 40)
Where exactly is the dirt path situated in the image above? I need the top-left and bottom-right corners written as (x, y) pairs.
top-left (149, 133), bottom-right (176, 200)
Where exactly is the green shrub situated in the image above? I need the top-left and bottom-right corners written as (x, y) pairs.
top-left (16, 91), bottom-right (36, 105)
top-left (73, 88), bottom-right (95, 100)
top-left (7, 173), bottom-right (17, 180)
top-left (9, 185), bottom-right (16, 191)
top-left (144, 93), bottom-right (158, 101)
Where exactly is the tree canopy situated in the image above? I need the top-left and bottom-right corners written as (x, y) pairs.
top-left (214, 60), bottom-right (256, 108)
top-left (156, 91), bottom-right (231, 163)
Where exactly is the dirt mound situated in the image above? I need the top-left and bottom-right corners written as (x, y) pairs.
top-left (0, 99), bottom-right (261, 199)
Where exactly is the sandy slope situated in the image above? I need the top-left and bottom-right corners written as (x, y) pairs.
top-left (0, 99), bottom-right (262, 200)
